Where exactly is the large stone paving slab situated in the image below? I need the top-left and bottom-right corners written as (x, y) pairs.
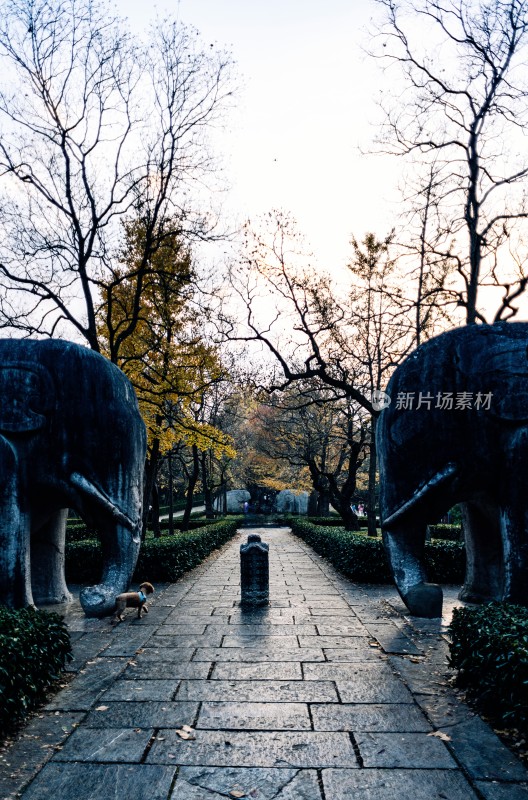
top-left (44, 657), bottom-right (129, 711)
top-left (171, 766), bottom-right (323, 799)
top-left (21, 763), bottom-right (176, 800)
top-left (439, 717), bottom-right (528, 781)
top-left (211, 662), bottom-right (303, 680)
top-left (356, 731), bottom-right (457, 768)
top-left (322, 768), bottom-right (479, 799)
top-left (83, 700), bottom-right (198, 728)
top-left (311, 702), bottom-right (432, 732)
top-left (197, 702), bottom-right (311, 730)
top-left (177, 679), bottom-right (338, 702)
top-left (146, 730), bottom-right (359, 768)
top-left (475, 781), bottom-right (528, 799)
top-left (221, 634), bottom-right (301, 648)
top-left (100, 679), bottom-right (180, 701)
top-left (0, 712), bottom-right (84, 800)
top-left (121, 660), bottom-right (211, 680)
top-left (193, 647), bottom-right (325, 662)
top-left (53, 728), bottom-right (153, 762)
top-left (335, 678), bottom-right (415, 703)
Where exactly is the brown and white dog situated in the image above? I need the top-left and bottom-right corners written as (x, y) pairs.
top-left (113, 582), bottom-right (154, 622)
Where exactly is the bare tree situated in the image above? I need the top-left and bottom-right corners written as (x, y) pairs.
top-left (373, 0), bottom-right (528, 323)
top-left (224, 213), bottom-right (416, 530)
top-left (0, 0), bottom-right (234, 347)
top-left (257, 387), bottom-right (369, 531)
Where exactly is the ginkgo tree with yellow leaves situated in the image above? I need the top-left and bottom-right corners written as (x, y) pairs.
top-left (97, 216), bottom-right (235, 533)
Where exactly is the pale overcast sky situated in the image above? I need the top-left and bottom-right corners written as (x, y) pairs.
top-left (117, 0), bottom-right (401, 271)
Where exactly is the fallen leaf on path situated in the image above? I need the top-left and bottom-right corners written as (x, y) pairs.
top-left (175, 729), bottom-right (195, 740)
top-left (428, 731), bottom-right (452, 741)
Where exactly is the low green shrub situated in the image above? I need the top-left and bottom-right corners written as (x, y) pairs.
top-left (449, 603), bottom-right (528, 727)
top-left (305, 516), bottom-right (364, 528)
top-left (288, 518), bottom-right (465, 584)
top-left (66, 520), bottom-right (97, 542)
top-left (0, 607), bottom-right (72, 737)
top-left (135, 517), bottom-right (242, 581)
top-left (65, 539), bottom-right (102, 582)
top-left (159, 519), bottom-right (213, 532)
top-left (429, 523), bottom-right (463, 541)
top-left (65, 517), bottom-right (243, 584)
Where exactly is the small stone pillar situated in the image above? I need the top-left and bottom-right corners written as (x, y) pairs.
top-left (240, 533), bottom-right (269, 607)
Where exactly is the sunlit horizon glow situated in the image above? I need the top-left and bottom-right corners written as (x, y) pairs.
top-left (115, 0), bottom-right (402, 273)
top-left (114, 0), bottom-right (528, 323)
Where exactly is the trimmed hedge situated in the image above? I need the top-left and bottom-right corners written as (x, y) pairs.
top-left (288, 518), bottom-right (465, 584)
top-left (303, 516), bottom-right (366, 528)
top-left (0, 607), bottom-right (72, 737)
top-left (66, 517), bottom-right (243, 584)
top-left (66, 517), bottom-right (214, 544)
top-left (429, 523), bottom-right (463, 541)
top-left (135, 517), bottom-right (242, 581)
top-left (66, 520), bottom-right (96, 542)
top-left (449, 603), bottom-right (528, 727)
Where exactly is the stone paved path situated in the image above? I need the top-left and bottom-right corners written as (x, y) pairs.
top-left (2, 526), bottom-right (528, 799)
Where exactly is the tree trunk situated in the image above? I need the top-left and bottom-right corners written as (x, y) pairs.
top-left (308, 490), bottom-right (318, 517)
top-left (181, 445), bottom-right (200, 532)
top-left (167, 449), bottom-right (174, 536)
top-left (339, 503), bottom-right (360, 532)
top-left (151, 482), bottom-right (161, 538)
top-left (142, 437), bottom-right (160, 539)
top-left (367, 417), bottom-right (378, 537)
top-left (317, 493), bottom-right (330, 515)
top-left (201, 451), bottom-right (215, 518)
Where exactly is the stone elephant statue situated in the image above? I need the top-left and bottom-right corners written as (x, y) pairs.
top-left (377, 322), bottom-right (528, 617)
top-left (0, 339), bottom-right (146, 617)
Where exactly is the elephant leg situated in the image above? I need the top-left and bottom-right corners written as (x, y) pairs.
top-left (31, 509), bottom-right (73, 605)
top-left (459, 500), bottom-right (503, 603)
top-left (80, 517), bottom-right (141, 618)
top-left (382, 520), bottom-right (443, 618)
top-left (0, 438), bottom-right (34, 608)
top-left (497, 430), bottom-right (528, 603)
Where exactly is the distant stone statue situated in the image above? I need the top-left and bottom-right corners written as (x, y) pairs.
top-left (0, 339), bottom-right (146, 617)
top-left (214, 489), bottom-right (251, 513)
top-left (378, 322), bottom-right (528, 618)
top-left (275, 489), bottom-right (309, 514)
top-left (240, 533), bottom-right (269, 606)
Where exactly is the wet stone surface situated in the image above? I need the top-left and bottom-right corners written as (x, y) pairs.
top-left (2, 527), bottom-right (528, 800)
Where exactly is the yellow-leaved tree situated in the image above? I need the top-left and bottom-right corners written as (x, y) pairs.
top-left (98, 217), bottom-right (235, 533)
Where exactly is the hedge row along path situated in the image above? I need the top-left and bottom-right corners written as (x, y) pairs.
top-left (1, 526), bottom-right (527, 799)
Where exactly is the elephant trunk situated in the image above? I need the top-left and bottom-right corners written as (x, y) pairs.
top-left (79, 521), bottom-right (141, 618)
top-left (382, 525), bottom-right (443, 617)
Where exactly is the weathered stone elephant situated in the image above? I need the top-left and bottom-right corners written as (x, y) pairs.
top-left (378, 322), bottom-right (528, 617)
top-left (0, 339), bottom-right (146, 617)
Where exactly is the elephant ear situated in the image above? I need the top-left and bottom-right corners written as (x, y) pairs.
top-left (472, 338), bottom-right (528, 422)
top-left (0, 363), bottom-right (54, 432)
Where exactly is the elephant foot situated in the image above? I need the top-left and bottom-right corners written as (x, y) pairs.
top-left (458, 586), bottom-right (495, 604)
top-left (80, 585), bottom-right (118, 617)
top-left (34, 590), bottom-right (74, 606)
top-left (403, 582), bottom-right (443, 618)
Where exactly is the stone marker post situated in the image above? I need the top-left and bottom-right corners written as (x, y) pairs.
top-left (240, 533), bottom-right (269, 607)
